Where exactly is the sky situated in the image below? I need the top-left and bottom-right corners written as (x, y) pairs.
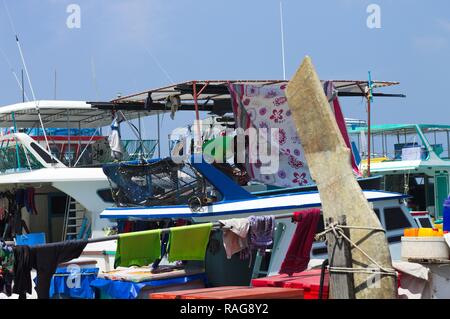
top-left (1, 0), bottom-right (450, 156)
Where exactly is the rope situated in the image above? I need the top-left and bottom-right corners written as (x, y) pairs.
top-left (316, 222), bottom-right (396, 277)
top-left (315, 224), bottom-right (385, 241)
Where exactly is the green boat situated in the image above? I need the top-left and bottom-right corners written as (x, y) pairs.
top-left (348, 123), bottom-right (450, 219)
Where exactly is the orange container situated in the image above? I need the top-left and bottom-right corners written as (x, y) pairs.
top-left (404, 228), bottom-right (419, 237)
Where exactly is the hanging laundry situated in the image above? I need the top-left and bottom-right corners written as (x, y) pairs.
top-left (0, 195), bottom-right (8, 221)
top-left (114, 229), bottom-right (162, 268)
top-left (228, 82), bottom-right (361, 188)
top-left (13, 240), bottom-right (88, 299)
top-left (248, 215), bottom-right (275, 254)
top-left (12, 245), bottom-right (32, 299)
top-left (323, 81), bottom-right (361, 176)
top-left (219, 218), bottom-right (249, 259)
top-left (24, 188), bottom-right (38, 215)
top-left (228, 83), bottom-right (313, 188)
top-left (0, 242), bottom-right (14, 297)
top-left (168, 223), bottom-right (212, 262)
top-left (15, 189), bottom-right (25, 209)
top-left (108, 114), bottom-right (124, 161)
top-left (279, 208), bottom-right (321, 276)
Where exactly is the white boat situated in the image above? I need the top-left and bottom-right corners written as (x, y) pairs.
top-left (0, 100), bottom-right (158, 270)
top-left (100, 155), bottom-right (418, 267)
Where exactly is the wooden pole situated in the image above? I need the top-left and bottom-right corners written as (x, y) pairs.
top-left (367, 95), bottom-right (371, 176)
top-left (326, 215), bottom-right (355, 299)
top-left (286, 56), bottom-right (396, 299)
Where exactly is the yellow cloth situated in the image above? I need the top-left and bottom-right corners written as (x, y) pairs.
top-left (114, 229), bottom-right (161, 268)
top-left (168, 223), bottom-right (212, 262)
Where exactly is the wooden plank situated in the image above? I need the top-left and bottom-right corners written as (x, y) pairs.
top-left (286, 56), bottom-right (396, 299)
top-left (149, 286), bottom-right (249, 299)
top-left (182, 287), bottom-right (304, 300)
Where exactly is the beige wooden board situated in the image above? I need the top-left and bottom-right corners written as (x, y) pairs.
top-left (286, 56), bottom-right (396, 299)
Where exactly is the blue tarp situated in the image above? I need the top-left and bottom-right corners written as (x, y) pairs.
top-left (15, 233), bottom-right (46, 246)
top-left (90, 273), bottom-right (207, 299)
top-left (46, 267), bottom-right (99, 299)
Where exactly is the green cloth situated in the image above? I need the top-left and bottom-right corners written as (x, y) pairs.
top-left (168, 223), bottom-right (213, 262)
top-left (114, 229), bottom-right (161, 268)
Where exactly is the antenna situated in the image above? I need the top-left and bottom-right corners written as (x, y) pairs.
top-left (0, 48), bottom-right (29, 101)
top-left (3, 0), bottom-right (51, 152)
top-left (16, 35), bottom-right (36, 101)
top-left (91, 57), bottom-right (100, 99)
top-left (279, 1), bottom-right (287, 80)
top-left (54, 69), bottom-right (57, 100)
top-left (143, 45), bottom-right (175, 85)
top-left (22, 69), bottom-right (24, 102)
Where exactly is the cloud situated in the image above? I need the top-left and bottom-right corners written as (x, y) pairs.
top-left (412, 35), bottom-right (448, 52)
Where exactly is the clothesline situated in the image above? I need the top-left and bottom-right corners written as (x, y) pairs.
top-left (2, 210), bottom-right (321, 248)
top-left (87, 212), bottom-right (304, 244)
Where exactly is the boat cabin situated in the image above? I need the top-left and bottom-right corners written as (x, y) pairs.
top-left (348, 124), bottom-right (450, 219)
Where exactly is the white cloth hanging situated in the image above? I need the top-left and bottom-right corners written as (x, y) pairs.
top-left (219, 218), bottom-right (250, 259)
top-left (108, 116), bottom-right (124, 161)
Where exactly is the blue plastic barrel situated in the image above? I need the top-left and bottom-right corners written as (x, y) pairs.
top-left (443, 196), bottom-right (450, 232)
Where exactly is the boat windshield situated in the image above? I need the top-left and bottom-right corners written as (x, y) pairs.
top-left (0, 137), bottom-right (44, 173)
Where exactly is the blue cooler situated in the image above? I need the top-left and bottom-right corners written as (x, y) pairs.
top-left (443, 196), bottom-right (450, 232)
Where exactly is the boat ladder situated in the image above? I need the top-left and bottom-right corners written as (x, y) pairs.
top-left (62, 196), bottom-right (87, 241)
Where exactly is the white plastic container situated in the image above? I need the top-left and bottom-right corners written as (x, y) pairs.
top-left (401, 237), bottom-right (450, 260)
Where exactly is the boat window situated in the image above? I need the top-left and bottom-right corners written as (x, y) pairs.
top-left (97, 188), bottom-right (115, 203)
top-left (316, 214), bottom-right (324, 235)
top-left (384, 207), bottom-right (412, 231)
top-left (349, 127), bottom-right (429, 161)
top-left (0, 142), bottom-right (44, 172)
top-left (423, 129), bottom-right (450, 160)
top-left (373, 208), bottom-right (380, 221)
top-left (30, 142), bottom-right (58, 164)
top-left (61, 144), bottom-right (78, 166)
top-left (384, 173), bottom-right (429, 211)
top-left (416, 217), bottom-right (433, 228)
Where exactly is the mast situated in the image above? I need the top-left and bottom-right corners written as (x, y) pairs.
top-left (279, 1), bottom-right (287, 80)
top-left (157, 111), bottom-right (161, 158)
top-left (366, 71), bottom-right (373, 177)
top-left (21, 69), bottom-right (24, 102)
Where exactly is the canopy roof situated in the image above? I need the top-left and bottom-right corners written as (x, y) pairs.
top-left (112, 79), bottom-right (401, 105)
top-left (0, 79), bottom-right (402, 129)
top-left (0, 100), bottom-right (159, 129)
top-left (349, 124), bottom-right (450, 135)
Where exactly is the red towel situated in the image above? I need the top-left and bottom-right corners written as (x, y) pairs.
top-left (279, 208), bottom-right (321, 276)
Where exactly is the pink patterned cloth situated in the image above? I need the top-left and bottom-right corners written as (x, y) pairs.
top-left (228, 82), bottom-right (360, 188)
top-left (229, 82), bottom-right (312, 187)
